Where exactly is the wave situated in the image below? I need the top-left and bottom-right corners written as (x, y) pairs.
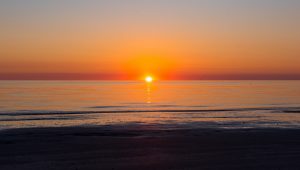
top-left (0, 117), bottom-right (80, 121)
top-left (0, 106), bottom-right (299, 116)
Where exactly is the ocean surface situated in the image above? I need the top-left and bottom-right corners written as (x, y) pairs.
top-left (0, 81), bottom-right (300, 130)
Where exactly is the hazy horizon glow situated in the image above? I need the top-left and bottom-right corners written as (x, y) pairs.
top-left (1, 0), bottom-right (300, 80)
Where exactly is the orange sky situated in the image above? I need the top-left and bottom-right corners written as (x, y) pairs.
top-left (0, 1), bottom-right (300, 80)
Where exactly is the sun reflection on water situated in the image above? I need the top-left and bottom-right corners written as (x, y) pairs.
top-left (146, 82), bottom-right (152, 104)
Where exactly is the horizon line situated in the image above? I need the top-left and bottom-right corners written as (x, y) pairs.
top-left (1, 73), bottom-right (300, 80)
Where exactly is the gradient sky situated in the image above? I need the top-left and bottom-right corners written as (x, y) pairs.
top-left (0, 0), bottom-right (300, 80)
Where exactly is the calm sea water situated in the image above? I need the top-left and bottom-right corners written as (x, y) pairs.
top-left (0, 81), bottom-right (300, 130)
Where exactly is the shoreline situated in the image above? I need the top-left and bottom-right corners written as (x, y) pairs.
top-left (1, 125), bottom-right (300, 170)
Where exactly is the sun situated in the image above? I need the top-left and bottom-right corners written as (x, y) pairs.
top-left (145, 76), bottom-right (153, 83)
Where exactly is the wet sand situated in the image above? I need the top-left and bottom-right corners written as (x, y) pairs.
top-left (1, 125), bottom-right (300, 170)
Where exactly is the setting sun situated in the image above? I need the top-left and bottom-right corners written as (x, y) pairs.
top-left (145, 76), bottom-right (153, 83)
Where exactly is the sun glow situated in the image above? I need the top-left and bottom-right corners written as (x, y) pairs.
top-left (145, 76), bottom-right (153, 83)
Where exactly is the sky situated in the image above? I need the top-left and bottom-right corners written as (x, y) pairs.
top-left (0, 0), bottom-right (300, 80)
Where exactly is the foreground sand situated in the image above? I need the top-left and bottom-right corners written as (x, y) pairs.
top-left (1, 125), bottom-right (300, 170)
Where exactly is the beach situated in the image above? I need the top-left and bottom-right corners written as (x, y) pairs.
top-left (1, 125), bottom-right (300, 170)
top-left (1, 81), bottom-right (300, 169)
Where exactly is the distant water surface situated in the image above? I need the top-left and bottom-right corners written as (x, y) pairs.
top-left (0, 81), bottom-right (300, 130)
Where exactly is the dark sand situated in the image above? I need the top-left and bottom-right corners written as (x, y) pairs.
top-left (1, 125), bottom-right (300, 170)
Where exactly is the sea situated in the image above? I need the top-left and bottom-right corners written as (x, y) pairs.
top-left (0, 80), bottom-right (300, 130)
